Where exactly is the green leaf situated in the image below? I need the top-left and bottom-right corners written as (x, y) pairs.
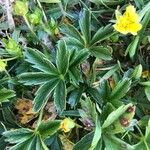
top-left (134, 120), bottom-right (150, 149)
top-left (90, 24), bottom-right (114, 46)
top-left (70, 49), bottom-right (89, 67)
top-left (109, 78), bottom-right (131, 101)
top-left (73, 132), bottom-right (94, 150)
top-left (39, 0), bottom-right (60, 3)
top-left (63, 37), bottom-right (84, 49)
top-left (90, 46), bottom-right (112, 60)
top-left (61, 24), bottom-right (85, 45)
top-left (9, 138), bottom-right (32, 150)
top-left (56, 40), bottom-right (70, 75)
top-left (54, 80), bottom-right (66, 113)
top-left (8, 135), bottom-right (48, 150)
top-left (139, 2), bottom-right (150, 21)
top-left (0, 136), bottom-right (8, 150)
top-left (102, 103), bottom-right (132, 129)
top-left (61, 110), bottom-right (80, 117)
top-left (89, 0), bottom-right (124, 5)
top-left (68, 67), bottom-right (82, 85)
top-left (36, 134), bottom-right (49, 150)
top-left (125, 36), bottom-right (140, 58)
top-left (140, 81), bottom-right (150, 87)
top-left (33, 78), bottom-right (59, 112)
top-left (87, 87), bottom-right (103, 105)
top-left (103, 135), bottom-right (135, 150)
top-left (79, 9), bottom-right (91, 45)
top-left (99, 65), bottom-right (119, 83)
top-left (37, 120), bottom-right (61, 139)
top-left (126, 8), bottom-right (150, 58)
top-left (0, 88), bottom-right (15, 103)
top-left (68, 88), bottom-right (84, 108)
top-left (26, 48), bottom-right (58, 74)
top-left (145, 87), bottom-right (150, 101)
top-left (19, 72), bottom-right (58, 85)
top-left (132, 64), bottom-right (142, 79)
top-left (90, 116), bottom-right (101, 149)
top-left (3, 128), bottom-right (34, 144)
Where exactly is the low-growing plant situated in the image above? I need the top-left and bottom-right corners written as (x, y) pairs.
top-left (0, 0), bottom-right (150, 149)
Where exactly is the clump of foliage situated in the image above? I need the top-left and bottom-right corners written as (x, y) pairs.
top-left (0, 0), bottom-right (150, 149)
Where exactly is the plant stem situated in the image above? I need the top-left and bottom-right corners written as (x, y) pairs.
top-left (23, 15), bottom-right (36, 36)
top-left (36, 0), bottom-right (48, 23)
top-left (136, 125), bottom-right (149, 150)
top-left (36, 109), bottom-right (44, 131)
top-left (23, 15), bottom-right (50, 53)
top-left (4, 69), bottom-right (11, 79)
top-left (1, 57), bottom-right (18, 62)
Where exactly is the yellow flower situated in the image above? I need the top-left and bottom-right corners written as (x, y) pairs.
top-left (113, 5), bottom-right (142, 35)
top-left (60, 118), bottom-right (75, 133)
top-left (0, 60), bottom-right (6, 72)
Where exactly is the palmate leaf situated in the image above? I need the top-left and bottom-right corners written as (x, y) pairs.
top-left (54, 80), bottom-right (66, 113)
top-left (90, 24), bottom-right (114, 46)
top-left (33, 78), bottom-right (59, 112)
top-left (8, 134), bottom-right (48, 150)
top-left (0, 88), bottom-right (15, 103)
top-left (25, 48), bottom-right (58, 74)
top-left (3, 127), bottom-right (50, 150)
top-left (79, 9), bottom-right (91, 45)
top-left (56, 40), bottom-right (70, 75)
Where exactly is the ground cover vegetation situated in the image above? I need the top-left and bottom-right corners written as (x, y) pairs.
top-left (0, 0), bottom-right (150, 149)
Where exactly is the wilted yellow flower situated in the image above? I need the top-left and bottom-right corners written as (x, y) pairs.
top-left (113, 5), bottom-right (142, 35)
top-left (60, 118), bottom-right (75, 133)
top-left (142, 70), bottom-right (149, 78)
top-left (0, 60), bottom-right (6, 72)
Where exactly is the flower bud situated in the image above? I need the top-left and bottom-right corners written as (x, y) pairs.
top-left (28, 9), bottom-right (42, 25)
top-left (2, 38), bottom-right (22, 57)
top-left (0, 60), bottom-right (6, 72)
top-left (49, 18), bottom-right (59, 35)
top-left (14, 1), bottom-right (28, 16)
